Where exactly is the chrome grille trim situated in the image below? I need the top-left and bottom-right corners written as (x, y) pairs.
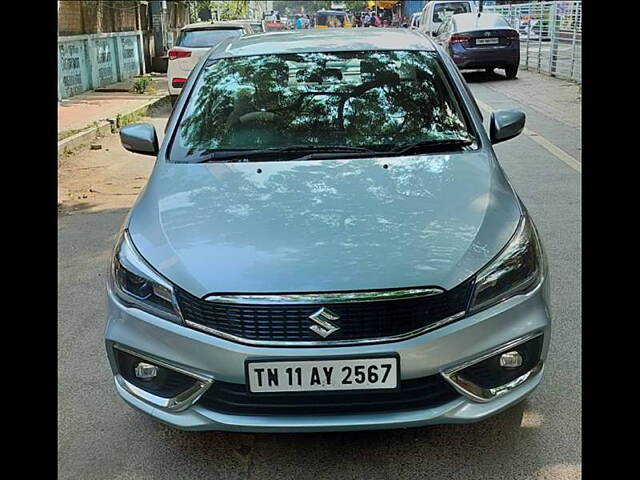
top-left (203, 287), bottom-right (445, 305)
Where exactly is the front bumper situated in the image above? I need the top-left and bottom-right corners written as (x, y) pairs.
top-left (105, 279), bottom-right (551, 432)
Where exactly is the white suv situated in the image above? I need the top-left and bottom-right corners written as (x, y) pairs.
top-left (167, 22), bottom-right (253, 105)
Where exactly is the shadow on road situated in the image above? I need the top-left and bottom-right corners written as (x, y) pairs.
top-left (462, 70), bottom-right (514, 84)
top-left (148, 97), bottom-right (173, 119)
top-left (125, 399), bottom-right (575, 478)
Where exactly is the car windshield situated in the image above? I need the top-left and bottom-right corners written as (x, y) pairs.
top-left (454, 13), bottom-right (511, 30)
top-left (433, 2), bottom-right (471, 23)
top-left (176, 28), bottom-right (242, 48)
top-left (170, 50), bottom-right (476, 162)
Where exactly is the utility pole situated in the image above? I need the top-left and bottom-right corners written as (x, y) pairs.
top-left (149, 0), bottom-right (168, 72)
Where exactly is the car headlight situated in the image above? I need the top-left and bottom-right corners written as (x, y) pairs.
top-left (109, 230), bottom-right (182, 323)
top-left (469, 215), bottom-right (544, 313)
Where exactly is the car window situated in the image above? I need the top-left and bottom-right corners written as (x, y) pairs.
top-left (433, 2), bottom-right (471, 23)
top-left (176, 29), bottom-right (242, 48)
top-left (170, 50), bottom-right (477, 162)
top-left (454, 14), bottom-right (511, 30)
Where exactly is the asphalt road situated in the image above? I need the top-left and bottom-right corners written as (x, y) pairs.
top-left (58, 71), bottom-right (581, 479)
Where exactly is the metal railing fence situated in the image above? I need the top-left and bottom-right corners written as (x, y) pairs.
top-left (484, 1), bottom-right (582, 83)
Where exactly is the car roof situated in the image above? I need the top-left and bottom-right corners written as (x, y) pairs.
top-left (453, 12), bottom-right (504, 21)
top-left (207, 29), bottom-right (435, 59)
top-left (431, 0), bottom-right (473, 4)
top-left (180, 21), bottom-right (248, 31)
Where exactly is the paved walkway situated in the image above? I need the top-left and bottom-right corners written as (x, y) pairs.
top-left (481, 68), bottom-right (581, 129)
top-left (58, 74), bottom-right (168, 137)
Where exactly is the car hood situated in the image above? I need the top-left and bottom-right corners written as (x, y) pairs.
top-left (128, 153), bottom-right (521, 297)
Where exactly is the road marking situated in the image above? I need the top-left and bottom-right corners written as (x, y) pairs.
top-left (475, 98), bottom-right (581, 174)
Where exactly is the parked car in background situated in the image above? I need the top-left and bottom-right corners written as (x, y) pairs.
top-left (418, 1), bottom-right (477, 36)
top-left (167, 22), bottom-right (253, 105)
top-left (433, 12), bottom-right (520, 78)
top-left (410, 12), bottom-right (421, 29)
top-left (109, 29), bottom-right (550, 432)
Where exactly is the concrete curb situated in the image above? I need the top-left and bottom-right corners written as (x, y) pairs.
top-left (58, 94), bottom-right (168, 160)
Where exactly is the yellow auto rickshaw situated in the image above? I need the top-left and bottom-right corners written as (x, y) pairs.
top-left (314, 10), bottom-right (353, 29)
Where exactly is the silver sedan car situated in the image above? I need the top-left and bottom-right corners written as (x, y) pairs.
top-left (106, 28), bottom-right (550, 432)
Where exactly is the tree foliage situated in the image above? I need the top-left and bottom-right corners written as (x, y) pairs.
top-left (188, 0), bottom-right (249, 20)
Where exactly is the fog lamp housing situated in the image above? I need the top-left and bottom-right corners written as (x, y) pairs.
top-left (499, 351), bottom-right (523, 369)
top-left (115, 347), bottom-right (200, 398)
top-left (135, 362), bottom-right (159, 380)
top-left (442, 333), bottom-right (544, 402)
top-left (111, 345), bottom-right (213, 412)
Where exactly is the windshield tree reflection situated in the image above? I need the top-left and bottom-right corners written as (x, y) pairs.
top-left (174, 51), bottom-right (474, 161)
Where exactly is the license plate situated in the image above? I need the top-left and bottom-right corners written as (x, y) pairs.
top-left (246, 357), bottom-right (399, 393)
top-left (476, 37), bottom-right (499, 45)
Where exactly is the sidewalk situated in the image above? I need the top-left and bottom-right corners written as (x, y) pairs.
top-left (482, 69), bottom-right (581, 130)
top-left (58, 74), bottom-right (168, 141)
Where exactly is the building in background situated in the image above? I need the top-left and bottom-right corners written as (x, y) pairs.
top-left (401, 0), bottom-right (424, 18)
top-left (249, 0), bottom-right (274, 19)
top-left (58, 0), bottom-right (192, 101)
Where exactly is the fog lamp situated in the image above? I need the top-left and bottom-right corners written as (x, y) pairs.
top-left (499, 351), bottom-right (523, 369)
top-left (135, 362), bottom-right (159, 380)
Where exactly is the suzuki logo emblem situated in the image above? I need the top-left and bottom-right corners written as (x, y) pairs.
top-left (309, 307), bottom-right (341, 338)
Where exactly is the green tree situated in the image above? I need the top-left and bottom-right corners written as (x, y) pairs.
top-left (219, 0), bottom-right (249, 19)
top-left (188, 0), bottom-right (249, 20)
top-left (344, 1), bottom-right (369, 13)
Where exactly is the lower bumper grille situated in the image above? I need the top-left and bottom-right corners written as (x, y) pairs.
top-left (197, 375), bottom-right (460, 415)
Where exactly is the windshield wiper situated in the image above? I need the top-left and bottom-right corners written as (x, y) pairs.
top-left (196, 145), bottom-right (376, 163)
top-left (194, 140), bottom-right (474, 163)
top-left (391, 138), bottom-right (475, 155)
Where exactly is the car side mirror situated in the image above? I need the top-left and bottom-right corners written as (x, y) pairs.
top-left (490, 109), bottom-right (526, 144)
top-left (120, 123), bottom-right (159, 156)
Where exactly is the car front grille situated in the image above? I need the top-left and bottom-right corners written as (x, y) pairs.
top-left (197, 374), bottom-right (460, 415)
top-left (174, 277), bottom-right (474, 345)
